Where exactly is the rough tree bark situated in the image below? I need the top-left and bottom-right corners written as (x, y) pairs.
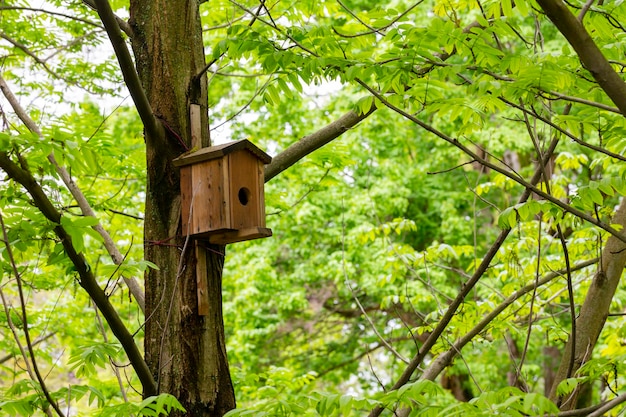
top-left (129, 1), bottom-right (235, 415)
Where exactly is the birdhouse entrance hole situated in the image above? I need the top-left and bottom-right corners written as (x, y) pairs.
top-left (238, 187), bottom-right (251, 206)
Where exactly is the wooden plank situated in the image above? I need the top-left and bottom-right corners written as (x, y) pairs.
top-left (208, 227), bottom-right (272, 245)
top-left (191, 160), bottom-right (228, 234)
top-left (190, 162), bottom-right (209, 235)
top-left (229, 150), bottom-right (259, 229)
top-left (173, 139), bottom-right (272, 167)
top-left (190, 104), bottom-right (202, 149)
top-left (195, 242), bottom-right (209, 316)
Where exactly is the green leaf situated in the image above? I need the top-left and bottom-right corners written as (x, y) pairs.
top-left (556, 378), bottom-right (582, 396)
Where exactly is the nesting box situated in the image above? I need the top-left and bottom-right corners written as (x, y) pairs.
top-left (173, 139), bottom-right (272, 245)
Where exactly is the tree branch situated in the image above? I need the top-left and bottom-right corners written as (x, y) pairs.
top-left (0, 74), bottom-right (145, 313)
top-left (0, 152), bottom-right (157, 396)
top-left (0, 6), bottom-right (103, 29)
top-left (0, 32), bottom-right (66, 81)
top-left (0, 332), bottom-right (56, 364)
top-left (536, 0), bottom-right (626, 115)
top-left (91, 0), bottom-right (162, 140)
top-left (265, 105), bottom-right (376, 182)
top-left (81, 0), bottom-right (132, 37)
top-left (0, 211), bottom-right (65, 417)
top-left (391, 258), bottom-right (599, 417)
top-left (498, 98), bottom-right (626, 163)
top-left (419, 258), bottom-right (598, 383)
top-left (587, 391), bottom-right (626, 417)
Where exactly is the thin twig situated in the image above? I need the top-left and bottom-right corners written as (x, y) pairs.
top-left (0, 6), bottom-right (102, 28)
top-left (334, 0), bottom-right (425, 38)
top-left (578, 0), bottom-right (595, 21)
top-left (210, 75), bottom-right (274, 132)
top-left (520, 99), bottom-right (578, 396)
top-left (341, 199), bottom-right (409, 365)
top-left (0, 332), bottom-right (56, 364)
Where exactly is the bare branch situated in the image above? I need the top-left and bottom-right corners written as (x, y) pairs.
top-left (92, 302), bottom-right (129, 402)
top-left (500, 96), bottom-right (626, 163)
top-left (43, 30), bottom-right (101, 63)
top-left (0, 292), bottom-right (54, 417)
top-left (539, 90), bottom-right (620, 114)
top-left (588, 391), bottom-right (626, 417)
top-left (265, 106), bottom-right (375, 182)
top-left (417, 258), bottom-right (598, 382)
top-left (210, 75), bottom-right (273, 133)
top-left (203, 14), bottom-right (245, 31)
top-left (0, 332), bottom-right (56, 365)
top-left (0, 32), bottom-right (66, 80)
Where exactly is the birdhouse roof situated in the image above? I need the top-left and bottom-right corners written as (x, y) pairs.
top-left (173, 139), bottom-right (272, 167)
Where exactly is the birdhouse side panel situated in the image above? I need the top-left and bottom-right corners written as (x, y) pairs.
top-left (228, 150), bottom-right (263, 229)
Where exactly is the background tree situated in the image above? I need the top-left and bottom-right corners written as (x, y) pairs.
top-left (2, 0), bottom-right (626, 416)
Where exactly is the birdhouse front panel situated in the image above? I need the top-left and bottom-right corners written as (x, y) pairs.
top-left (179, 158), bottom-right (230, 237)
top-left (227, 149), bottom-right (265, 230)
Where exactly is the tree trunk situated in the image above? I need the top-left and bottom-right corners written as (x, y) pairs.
top-left (129, 1), bottom-right (236, 415)
top-left (549, 198), bottom-right (626, 410)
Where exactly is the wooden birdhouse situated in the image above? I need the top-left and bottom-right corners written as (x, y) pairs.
top-left (173, 139), bottom-right (272, 245)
